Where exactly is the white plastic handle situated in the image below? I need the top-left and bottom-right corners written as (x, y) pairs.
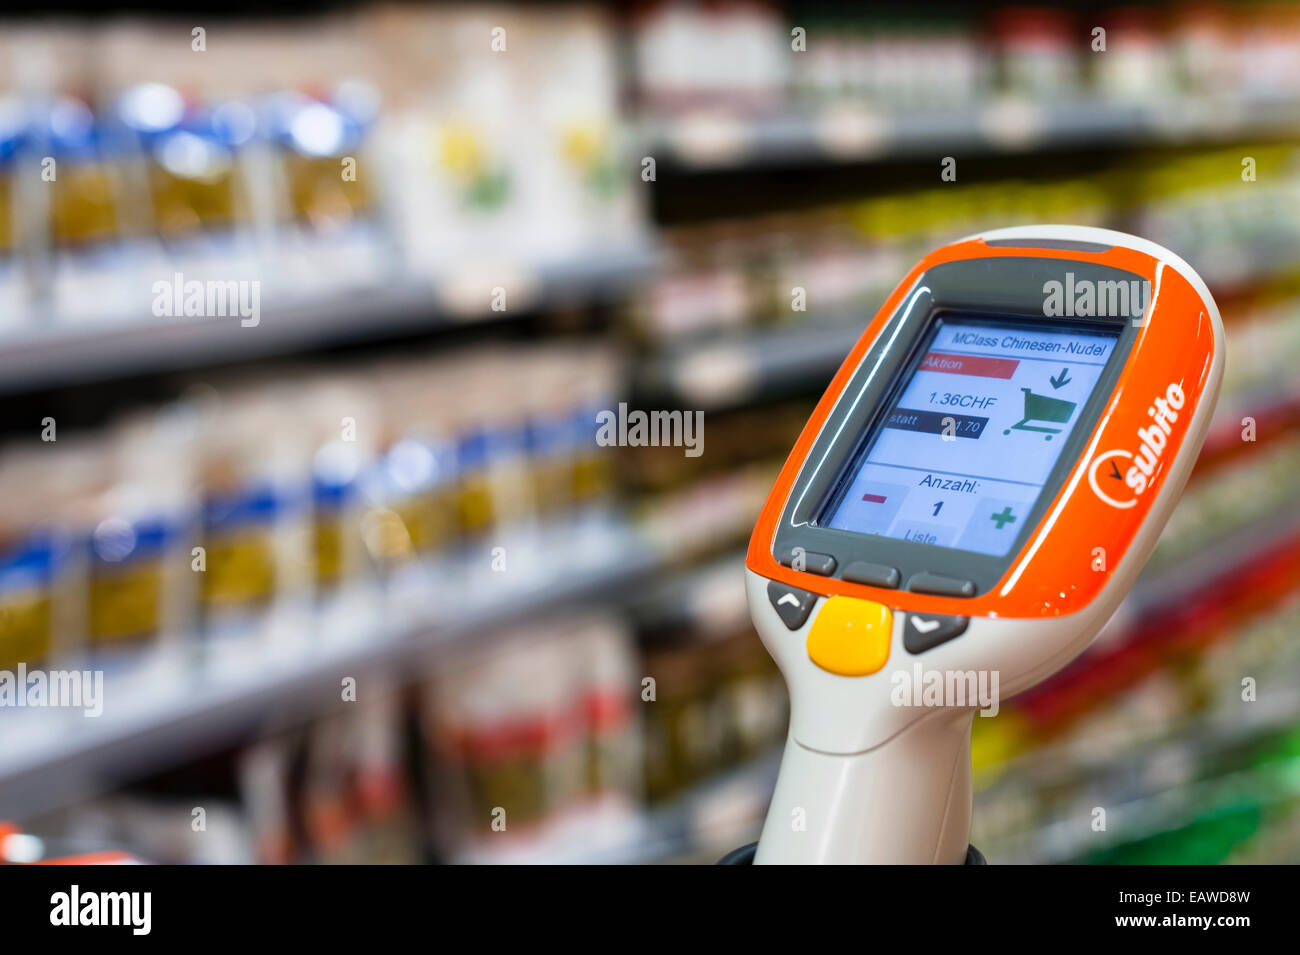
top-left (755, 708), bottom-right (975, 864)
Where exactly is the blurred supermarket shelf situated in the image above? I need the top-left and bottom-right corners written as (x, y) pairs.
top-left (983, 676), bottom-right (1300, 865)
top-left (993, 750), bottom-right (1300, 866)
top-left (580, 748), bottom-right (779, 865)
top-left (635, 315), bottom-right (862, 409)
top-left (982, 497), bottom-right (1300, 785)
top-left (640, 278), bottom-right (1300, 414)
top-left (1129, 499), bottom-right (1300, 623)
top-left (639, 320), bottom-right (1300, 419)
top-left (0, 519), bottom-right (658, 821)
top-left (459, 749), bottom-right (779, 865)
top-left (8, 401), bottom-right (1273, 827)
top-left (465, 494), bottom-right (1300, 865)
top-left (642, 95), bottom-right (1300, 170)
top-left (0, 240), bottom-right (655, 395)
top-left (1198, 388), bottom-right (1300, 473)
top-left (983, 666), bottom-right (1300, 806)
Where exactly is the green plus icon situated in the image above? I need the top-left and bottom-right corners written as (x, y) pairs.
top-left (990, 506), bottom-right (1016, 530)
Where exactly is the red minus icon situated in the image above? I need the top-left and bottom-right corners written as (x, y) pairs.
top-left (862, 493), bottom-right (887, 503)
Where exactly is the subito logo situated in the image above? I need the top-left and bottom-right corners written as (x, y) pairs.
top-left (1089, 381), bottom-right (1186, 509)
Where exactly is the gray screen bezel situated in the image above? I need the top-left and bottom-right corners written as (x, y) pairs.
top-left (773, 256), bottom-right (1141, 596)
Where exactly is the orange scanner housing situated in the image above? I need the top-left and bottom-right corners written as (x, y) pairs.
top-left (746, 236), bottom-right (1221, 621)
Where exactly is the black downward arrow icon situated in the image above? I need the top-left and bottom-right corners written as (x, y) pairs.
top-left (1049, 367), bottom-right (1072, 389)
top-left (1109, 461), bottom-right (1122, 480)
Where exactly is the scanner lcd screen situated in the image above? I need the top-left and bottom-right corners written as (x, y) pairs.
top-left (822, 317), bottom-right (1121, 557)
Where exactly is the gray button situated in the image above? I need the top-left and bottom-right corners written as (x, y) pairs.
top-left (778, 549), bottom-right (836, 576)
top-left (767, 581), bottom-right (817, 630)
top-left (907, 572), bottom-right (976, 598)
top-left (842, 561), bottom-right (901, 589)
top-left (904, 614), bottom-right (969, 654)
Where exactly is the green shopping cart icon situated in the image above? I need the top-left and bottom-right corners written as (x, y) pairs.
top-left (1003, 387), bottom-right (1076, 440)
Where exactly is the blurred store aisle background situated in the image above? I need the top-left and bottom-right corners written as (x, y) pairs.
top-left (1, 1), bottom-right (1300, 864)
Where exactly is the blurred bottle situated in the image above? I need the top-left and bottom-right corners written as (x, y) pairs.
top-left (267, 85), bottom-right (377, 233)
top-left (302, 376), bottom-right (377, 596)
top-left (363, 371), bottom-right (460, 569)
top-left (44, 95), bottom-right (121, 248)
top-left (194, 387), bottom-right (313, 647)
top-left (1094, 8), bottom-right (1176, 103)
top-left (989, 6), bottom-right (1079, 100)
top-left (117, 83), bottom-right (256, 239)
top-left (82, 405), bottom-right (200, 680)
top-left (0, 448), bottom-right (81, 674)
top-left (0, 97), bottom-right (23, 258)
top-left (423, 621), bottom-right (588, 858)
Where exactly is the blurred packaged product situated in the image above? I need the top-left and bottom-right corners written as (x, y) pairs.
top-left (372, 2), bottom-right (520, 267)
top-left (1169, 2), bottom-right (1234, 97)
top-left (117, 83), bottom-right (252, 238)
top-left (421, 611), bottom-right (642, 862)
top-left (990, 6), bottom-right (1078, 100)
top-left (266, 84), bottom-right (390, 295)
top-left (301, 376), bottom-right (378, 591)
top-left (42, 94), bottom-right (149, 323)
top-left (634, 212), bottom-right (884, 343)
top-left (792, 14), bottom-right (987, 109)
top-left (194, 385), bottom-right (314, 658)
top-left (373, 4), bottom-right (642, 282)
top-left (575, 615), bottom-right (644, 808)
top-left (363, 366), bottom-right (462, 574)
top-left (1092, 7), bottom-right (1176, 103)
top-left (348, 691), bottom-right (427, 863)
top-left (632, 558), bottom-right (784, 810)
top-left (449, 357), bottom-right (537, 542)
top-left (0, 448), bottom-right (82, 675)
top-left (1234, 1), bottom-right (1300, 98)
top-left (239, 736), bottom-right (295, 865)
top-left (631, 1), bottom-right (789, 112)
top-left (636, 225), bottom-right (750, 341)
top-left (268, 87), bottom-right (376, 232)
top-left (353, 345), bottom-right (623, 583)
top-left (45, 96), bottom-right (121, 249)
top-left (80, 405), bottom-right (199, 687)
top-left (300, 692), bottom-right (423, 865)
top-left (0, 94), bottom-right (25, 322)
top-left (517, 344), bottom-right (619, 519)
top-left (639, 616), bottom-right (785, 804)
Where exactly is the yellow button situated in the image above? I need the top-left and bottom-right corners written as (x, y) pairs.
top-left (806, 596), bottom-right (893, 676)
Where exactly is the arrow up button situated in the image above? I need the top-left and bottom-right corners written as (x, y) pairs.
top-left (767, 581), bottom-right (818, 630)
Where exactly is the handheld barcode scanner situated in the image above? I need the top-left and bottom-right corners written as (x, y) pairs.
top-left (746, 226), bottom-right (1224, 864)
